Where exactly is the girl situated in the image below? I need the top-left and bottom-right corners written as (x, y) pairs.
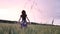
top-left (18, 10), bottom-right (30, 28)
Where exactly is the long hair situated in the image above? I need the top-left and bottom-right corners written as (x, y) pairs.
top-left (22, 10), bottom-right (26, 15)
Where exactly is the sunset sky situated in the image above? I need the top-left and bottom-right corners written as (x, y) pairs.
top-left (0, 0), bottom-right (60, 25)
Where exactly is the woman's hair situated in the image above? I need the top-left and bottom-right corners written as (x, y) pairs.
top-left (22, 10), bottom-right (26, 15)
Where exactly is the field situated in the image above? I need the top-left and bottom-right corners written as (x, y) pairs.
top-left (0, 23), bottom-right (60, 34)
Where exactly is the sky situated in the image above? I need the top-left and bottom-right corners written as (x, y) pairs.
top-left (0, 0), bottom-right (60, 25)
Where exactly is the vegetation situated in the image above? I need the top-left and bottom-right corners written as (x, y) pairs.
top-left (0, 23), bottom-right (60, 34)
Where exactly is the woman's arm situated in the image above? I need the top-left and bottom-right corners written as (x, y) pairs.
top-left (18, 16), bottom-right (21, 24)
top-left (26, 17), bottom-right (31, 24)
top-left (19, 17), bottom-right (21, 22)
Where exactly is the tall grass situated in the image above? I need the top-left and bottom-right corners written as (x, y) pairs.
top-left (0, 23), bottom-right (60, 34)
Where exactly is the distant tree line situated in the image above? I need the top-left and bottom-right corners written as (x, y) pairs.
top-left (0, 20), bottom-right (17, 24)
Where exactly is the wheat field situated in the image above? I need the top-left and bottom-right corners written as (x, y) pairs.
top-left (0, 23), bottom-right (60, 34)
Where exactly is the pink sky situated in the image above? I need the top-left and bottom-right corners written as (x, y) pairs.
top-left (0, 0), bottom-right (60, 25)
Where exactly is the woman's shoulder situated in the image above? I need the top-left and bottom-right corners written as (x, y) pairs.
top-left (21, 14), bottom-right (27, 17)
top-left (20, 15), bottom-right (22, 17)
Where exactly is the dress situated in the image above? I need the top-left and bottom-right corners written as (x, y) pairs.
top-left (21, 15), bottom-right (27, 27)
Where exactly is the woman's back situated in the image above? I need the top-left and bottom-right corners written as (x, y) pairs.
top-left (21, 15), bottom-right (27, 21)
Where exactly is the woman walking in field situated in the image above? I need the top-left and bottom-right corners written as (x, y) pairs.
top-left (18, 10), bottom-right (30, 28)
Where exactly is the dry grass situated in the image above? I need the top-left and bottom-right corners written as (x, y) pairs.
top-left (0, 23), bottom-right (60, 34)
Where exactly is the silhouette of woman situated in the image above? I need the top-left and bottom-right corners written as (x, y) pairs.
top-left (18, 10), bottom-right (30, 28)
